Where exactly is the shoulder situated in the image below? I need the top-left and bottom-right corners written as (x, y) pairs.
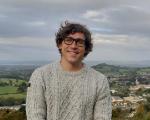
top-left (29, 62), bottom-right (56, 86)
top-left (33, 61), bottom-right (57, 74)
top-left (30, 61), bottom-right (57, 81)
top-left (37, 63), bottom-right (52, 73)
top-left (87, 67), bottom-right (108, 87)
top-left (87, 67), bottom-right (106, 79)
top-left (87, 67), bottom-right (110, 97)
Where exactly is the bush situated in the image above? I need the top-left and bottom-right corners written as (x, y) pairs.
top-left (0, 97), bottom-right (25, 106)
top-left (0, 109), bottom-right (26, 120)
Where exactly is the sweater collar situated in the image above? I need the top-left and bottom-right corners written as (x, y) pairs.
top-left (55, 61), bottom-right (88, 77)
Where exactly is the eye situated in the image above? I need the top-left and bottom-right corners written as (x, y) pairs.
top-left (65, 37), bottom-right (72, 42)
top-left (77, 39), bottom-right (85, 44)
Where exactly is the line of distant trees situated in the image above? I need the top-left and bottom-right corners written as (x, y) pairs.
top-left (0, 97), bottom-right (25, 106)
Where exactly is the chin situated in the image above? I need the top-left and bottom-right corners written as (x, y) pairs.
top-left (68, 59), bottom-right (79, 64)
top-left (67, 57), bottom-right (83, 64)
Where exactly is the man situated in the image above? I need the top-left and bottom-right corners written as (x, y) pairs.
top-left (26, 21), bottom-right (112, 120)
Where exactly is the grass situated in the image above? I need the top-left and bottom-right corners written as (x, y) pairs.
top-left (0, 86), bottom-right (26, 99)
top-left (0, 92), bottom-right (26, 99)
top-left (0, 86), bottom-right (18, 95)
top-left (0, 78), bottom-right (27, 99)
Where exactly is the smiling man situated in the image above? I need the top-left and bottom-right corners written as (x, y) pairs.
top-left (26, 21), bottom-right (112, 120)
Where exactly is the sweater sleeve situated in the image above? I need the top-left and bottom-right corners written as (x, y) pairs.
top-left (94, 75), bottom-right (112, 120)
top-left (26, 68), bottom-right (46, 120)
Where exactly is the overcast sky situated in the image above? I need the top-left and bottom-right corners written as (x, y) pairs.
top-left (0, 0), bottom-right (150, 62)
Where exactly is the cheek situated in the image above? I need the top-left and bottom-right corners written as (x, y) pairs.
top-left (81, 48), bottom-right (86, 55)
top-left (58, 43), bottom-right (66, 51)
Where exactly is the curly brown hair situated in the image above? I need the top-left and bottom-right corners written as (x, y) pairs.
top-left (55, 21), bottom-right (93, 57)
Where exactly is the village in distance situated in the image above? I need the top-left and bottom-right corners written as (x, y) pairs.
top-left (0, 60), bottom-right (150, 120)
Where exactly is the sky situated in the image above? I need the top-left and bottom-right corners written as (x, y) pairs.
top-left (0, 0), bottom-right (150, 62)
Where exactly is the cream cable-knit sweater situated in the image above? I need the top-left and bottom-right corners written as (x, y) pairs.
top-left (26, 61), bottom-right (112, 120)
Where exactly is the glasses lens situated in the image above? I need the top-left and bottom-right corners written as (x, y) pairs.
top-left (76, 39), bottom-right (85, 47)
top-left (64, 37), bottom-right (73, 45)
top-left (64, 37), bottom-right (85, 47)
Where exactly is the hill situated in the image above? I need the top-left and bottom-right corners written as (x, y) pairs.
top-left (92, 63), bottom-right (150, 80)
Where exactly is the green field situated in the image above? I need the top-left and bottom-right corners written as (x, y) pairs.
top-left (0, 92), bottom-right (26, 99)
top-left (0, 78), bottom-right (27, 99)
top-left (0, 86), bottom-right (17, 94)
top-left (0, 86), bottom-right (26, 99)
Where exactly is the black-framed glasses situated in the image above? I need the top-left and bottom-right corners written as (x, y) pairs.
top-left (64, 37), bottom-right (85, 47)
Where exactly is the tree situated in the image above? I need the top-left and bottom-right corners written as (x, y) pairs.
top-left (132, 104), bottom-right (145, 120)
top-left (17, 82), bottom-right (27, 93)
top-left (8, 80), bottom-right (13, 86)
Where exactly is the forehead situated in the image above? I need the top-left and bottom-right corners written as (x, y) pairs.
top-left (67, 32), bottom-right (85, 40)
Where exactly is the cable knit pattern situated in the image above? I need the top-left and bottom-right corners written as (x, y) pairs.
top-left (26, 61), bottom-right (112, 120)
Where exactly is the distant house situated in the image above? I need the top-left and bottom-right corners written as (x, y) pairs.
top-left (0, 105), bottom-right (21, 110)
top-left (0, 104), bottom-right (26, 110)
top-left (112, 96), bottom-right (123, 103)
top-left (110, 89), bottom-right (117, 94)
top-left (143, 84), bottom-right (150, 89)
top-left (130, 84), bottom-right (150, 91)
top-left (123, 96), bottom-right (144, 103)
top-left (129, 85), bottom-right (143, 91)
top-left (112, 96), bottom-right (127, 108)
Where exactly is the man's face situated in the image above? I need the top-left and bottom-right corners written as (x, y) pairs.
top-left (58, 32), bottom-right (86, 65)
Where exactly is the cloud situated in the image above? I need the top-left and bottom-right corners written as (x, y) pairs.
top-left (82, 4), bottom-right (150, 38)
top-left (25, 21), bottom-right (47, 27)
top-left (0, 36), bottom-right (56, 48)
top-left (93, 34), bottom-right (128, 45)
top-left (82, 10), bottom-right (109, 23)
top-left (2, 0), bottom-right (150, 38)
top-left (83, 10), bottom-right (100, 19)
top-left (0, 14), bottom-right (7, 18)
top-left (0, 37), bottom-right (59, 61)
top-left (93, 33), bottom-right (150, 49)
top-left (0, 0), bottom-right (150, 61)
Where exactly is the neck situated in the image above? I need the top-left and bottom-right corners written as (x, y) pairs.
top-left (60, 59), bottom-right (83, 72)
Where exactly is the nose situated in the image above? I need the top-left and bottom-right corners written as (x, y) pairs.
top-left (70, 41), bottom-right (78, 48)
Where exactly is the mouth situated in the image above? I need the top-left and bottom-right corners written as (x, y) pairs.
top-left (68, 51), bottom-right (79, 55)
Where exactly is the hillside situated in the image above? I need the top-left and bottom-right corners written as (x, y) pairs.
top-left (0, 65), bottom-right (38, 81)
top-left (92, 63), bottom-right (150, 79)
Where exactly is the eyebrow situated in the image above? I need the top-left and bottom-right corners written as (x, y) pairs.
top-left (66, 36), bottom-right (85, 41)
